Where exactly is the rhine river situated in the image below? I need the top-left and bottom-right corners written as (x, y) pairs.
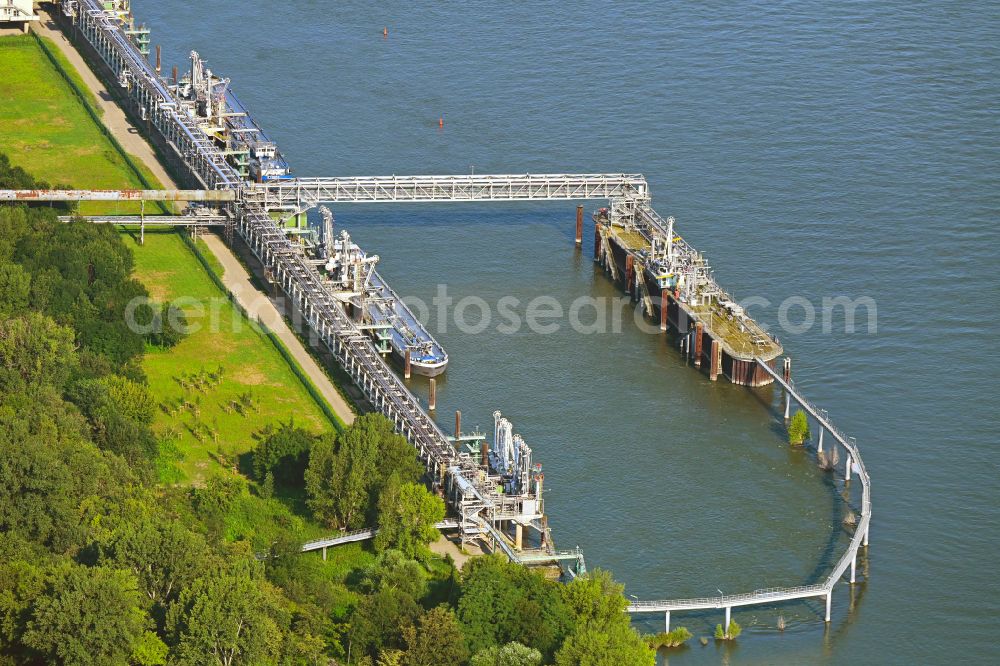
top-left (135, 1), bottom-right (998, 662)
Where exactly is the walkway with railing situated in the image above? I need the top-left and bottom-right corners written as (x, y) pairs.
top-left (301, 520), bottom-right (460, 555)
top-left (626, 357), bottom-right (871, 630)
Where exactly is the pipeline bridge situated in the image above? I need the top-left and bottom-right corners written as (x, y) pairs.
top-left (57, 213), bottom-right (228, 226)
top-left (11, 0), bottom-right (873, 626)
top-left (5, 173), bottom-right (648, 205)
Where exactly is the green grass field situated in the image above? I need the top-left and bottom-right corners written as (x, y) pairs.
top-left (0, 35), bottom-right (161, 213)
top-left (131, 229), bottom-right (335, 485)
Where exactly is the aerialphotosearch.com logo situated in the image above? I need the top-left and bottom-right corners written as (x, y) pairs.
top-left (406, 287), bottom-right (877, 337)
top-left (123, 283), bottom-right (878, 340)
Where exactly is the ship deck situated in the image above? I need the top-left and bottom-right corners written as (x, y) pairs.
top-left (607, 225), bottom-right (781, 362)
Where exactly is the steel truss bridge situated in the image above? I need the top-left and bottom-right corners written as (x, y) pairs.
top-left (5, 0), bottom-right (872, 624)
top-left (249, 173), bottom-right (648, 209)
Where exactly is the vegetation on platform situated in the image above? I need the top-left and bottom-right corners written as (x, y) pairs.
top-left (788, 409), bottom-right (811, 446)
top-left (714, 620), bottom-right (742, 641)
top-left (648, 626), bottom-right (693, 649)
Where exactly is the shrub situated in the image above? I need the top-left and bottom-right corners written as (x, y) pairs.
top-left (714, 620), bottom-right (741, 640)
top-left (787, 409), bottom-right (810, 445)
top-left (648, 627), bottom-right (692, 649)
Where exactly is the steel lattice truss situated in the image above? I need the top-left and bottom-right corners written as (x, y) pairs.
top-left (251, 173), bottom-right (649, 208)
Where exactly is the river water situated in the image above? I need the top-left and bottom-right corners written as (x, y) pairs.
top-left (133, 1), bottom-right (999, 662)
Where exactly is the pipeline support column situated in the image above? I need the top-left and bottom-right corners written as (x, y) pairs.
top-left (694, 321), bottom-right (704, 367)
top-left (625, 255), bottom-right (634, 297)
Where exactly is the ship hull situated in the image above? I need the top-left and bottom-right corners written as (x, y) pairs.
top-left (391, 346), bottom-right (448, 377)
top-left (602, 234), bottom-right (777, 387)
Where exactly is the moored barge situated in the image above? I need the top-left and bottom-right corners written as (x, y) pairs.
top-left (593, 204), bottom-right (782, 386)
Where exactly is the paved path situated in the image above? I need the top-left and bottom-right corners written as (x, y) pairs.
top-left (32, 10), bottom-right (178, 190)
top-left (200, 234), bottom-right (356, 426)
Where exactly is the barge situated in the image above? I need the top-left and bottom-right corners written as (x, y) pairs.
top-left (313, 209), bottom-right (448, 376)
top-left (593, 203), bottom-right (782, 386)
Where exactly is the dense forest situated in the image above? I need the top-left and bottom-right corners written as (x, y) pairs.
top-left (0, 156), bottom-right (656, 665)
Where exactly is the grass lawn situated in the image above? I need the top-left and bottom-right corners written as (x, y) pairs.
top-left (0, 35), bottom-right (161, 213)
top-left (130, 229), bottom-right (336, 485)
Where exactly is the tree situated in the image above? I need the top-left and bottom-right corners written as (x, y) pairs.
top-left (252, 421), bottom-right (315, 486)
top-left (303, 436), bottom-right (343, 528)
top-left (166, 562), bottom-right (286, 666)
top-left (103, 374), bottom-right (156, 424)
top-left (305, 414), bottom-right (423, 529)
top-left (68, 374), bottom-right (158, 468)
top-left (348, 588), bottom-right (421, 660)
top-left (0, 312), bottom-right (77, 391)
top-left (305, 431), bottom-right (376, 529)
top-left (457, 555), bottom-right (573, 661)
top-left (359, 413), bottom-right (423, 487)
top-left (374, 478), bottom-right (445, 560)
top-left (401, 606), bottom-right (469, 666)
top-left (377, 650), bottom-right (405, 666)
top-left (554, 622), bottom-right (655, 666)
top-left (132, 631), bottom-right (169, 666)
top-left (0, 260), bottom-right (30, 317)
top-left (788, 409), bottom-right (810, 446)
top-left (0, 388), bottom-right (132, 552)
top-left (360, 549), bottom-right (429, 600)
top-left (148, 303), bottom-right (188, 348)
top-left (98, 517), bottom-right (212, 606)
top-left (560, 570), bottom-right (628, 628)
top-left (190, 475), bottom-right (246, 540)
top-left (23, 564), bottom-right (149, 666)
top-left (554, 570), bottom-right (654, 666)
top-left (471, 642), bottom-right (543, 666)
top-left (0, 559), bottom-right (46, 650)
